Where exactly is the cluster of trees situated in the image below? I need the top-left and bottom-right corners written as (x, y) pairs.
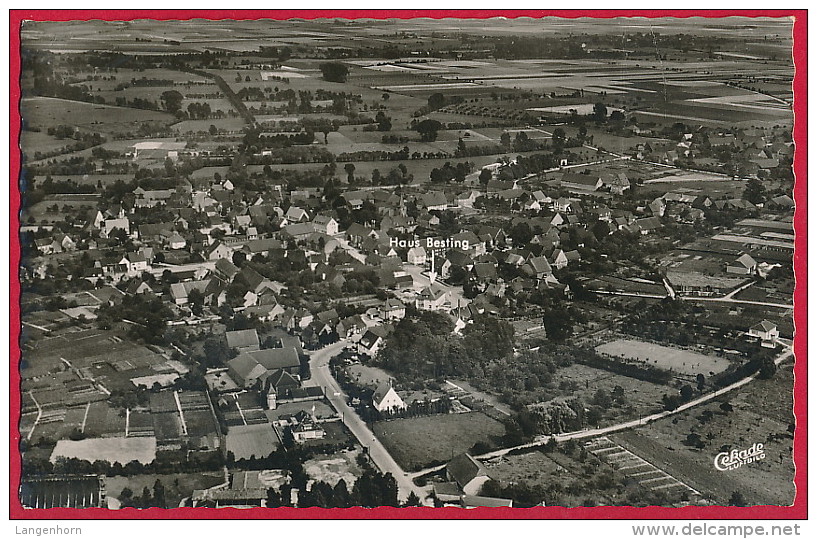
top-left (619, 298), bottom-right (704, 347)
top-left (24, 61), bottom-right (100, 104)
top-left (319, 62), bottom-right (349, 83)
top-left (186, 102), bottom-right (213, 119)
top-left (429, 161), bottom-right (473, 183)
top-left (413, 119), bottom-right (443, 142)
top-left (257, 130), bottom-right (316, 148)
top-left (374, 311), bottom-right (513, 381)
top-left (374, 310), bottom-right (594, 406)
top-left (159, 90), bottom-right (184, 114)
top-left (574, 345), bottom-right (674, 385)
top-left (118, 480), bottom-right (167, 509)
top-left (271, 468), bottom-right (402, 508)
top-left (356, 395), bottom-right (453, 423)
top-left (96, 294), bottom-right (173, 345)
top-left (247, 145), bottom-right (334, 165)
top-left (22, 450), bottom-right (224, 480)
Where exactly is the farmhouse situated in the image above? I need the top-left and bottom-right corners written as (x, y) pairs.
top-left (380, 298), bottom-right (406, 321)
top-left (101, 217), bottom-right (130, 239)
top-left (170, 280), bottom-right (211, 306)
top-left (635, 217), bottom-right (662, 235)
top-left (225, 328), bottom-right (261, 352)
top-left (290, 410), bottom-right (326, 443)
top-left (357, 326), bottom-right (390, 357)
top-left (227, 347), bottom-right (301, 387)
top-left (420, 191), bottom-right (449, 211)
top-left (553, 197), bottom-right (572, 213)
top-left (523, 256), bottom-right (553, 281)
top-left (461, 495), bottom-right (514, 508)
top-left (604, 173), bottom-right (631, 195)
top-left (561, 172), bottom-right (602, 193)
top-left (206, 240), bottom-right (234, 261)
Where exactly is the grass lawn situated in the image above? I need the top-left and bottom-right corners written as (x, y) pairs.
top-left (596, 339), bottom-right (731, 376)
top-left (372, 412), bottom-right (505, 472)
top-left (346, 364), bottom-right (393, 389)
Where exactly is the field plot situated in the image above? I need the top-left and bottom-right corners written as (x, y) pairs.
top-left (584, 275), bottom-right (667, 296)
top-left (372, 412), bottom-right (505, 471)
top-left (82, 402), bottom-right (127, 438)
top-left (324, 130), bottom-right (455, 156)
top-left (346, 364), bottom-right (394, 388)
top-left (596, 339), bottom-right (731, 376)
top-left (50, 436), bottom-right (157, 465)
top-left (21, 97), bottom-right (174, 135)
top-left (528, 104), bottom-right (624, 115)
top-left (553, 363), bottom-right (670, 424)
top-left (20, 130), bottom-right (73, 158)
top-left (584, 437), bottom-right (705, 504)
top-left (484, 444), bottom-right (662, 507)
top-left (611, 363), bottom-right (795, 506)
top-left (225, 424), bottom-right (280, 461)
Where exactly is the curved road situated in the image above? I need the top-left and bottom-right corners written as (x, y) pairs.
top-left (306, 336), bottom-right (793, 502)
top-left (304, 340), bottom-right (430, 504)
top-left (410, 346), bottom-right (794, 478)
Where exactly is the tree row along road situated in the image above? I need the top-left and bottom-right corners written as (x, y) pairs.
top-left (305, 340), bottom-right (431, 504)
top-left (180, 68), bottom-right (255, 125)
top-left (409, 346), bottom-right (794, 479)
top-left (589, 289), bottom-right (793, 310)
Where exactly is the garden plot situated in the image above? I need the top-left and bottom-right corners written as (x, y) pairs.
top-left (372, 412), bottom-right (505, 472)
top-left (596, 339), bottom-right (731, 376)
top-left (585, 436), bottom-right (705, 504)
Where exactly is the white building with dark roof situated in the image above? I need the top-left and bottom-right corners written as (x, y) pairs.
top-left (372, 383), bottom-right (406, 413)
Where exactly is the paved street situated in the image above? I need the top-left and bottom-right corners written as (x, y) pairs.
top-left (306, 340), bottom-right (431, 504)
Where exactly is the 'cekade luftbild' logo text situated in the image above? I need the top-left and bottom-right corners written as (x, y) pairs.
top-left (714, 443), bottom-right (765, 471)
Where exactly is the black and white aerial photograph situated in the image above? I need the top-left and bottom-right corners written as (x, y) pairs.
top-left (13, 12), bottom-right (802, 515)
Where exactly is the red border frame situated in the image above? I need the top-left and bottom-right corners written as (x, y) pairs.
top-left (8, 9), bottom-right (807, 520)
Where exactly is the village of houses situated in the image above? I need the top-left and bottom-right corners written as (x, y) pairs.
top-left (19, 134), bottom-right (796, 509)
top-left (16, 17), bottom-right (798, 510)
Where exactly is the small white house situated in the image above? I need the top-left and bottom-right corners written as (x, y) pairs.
top-left (313, 215), bottom-right (339, 236)
top-left (372, 383), bottom-right (406, 413)
top-left (748, 320), bottom-right (779, 347)
top-left (407, 246), bottom-right (427, 266)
